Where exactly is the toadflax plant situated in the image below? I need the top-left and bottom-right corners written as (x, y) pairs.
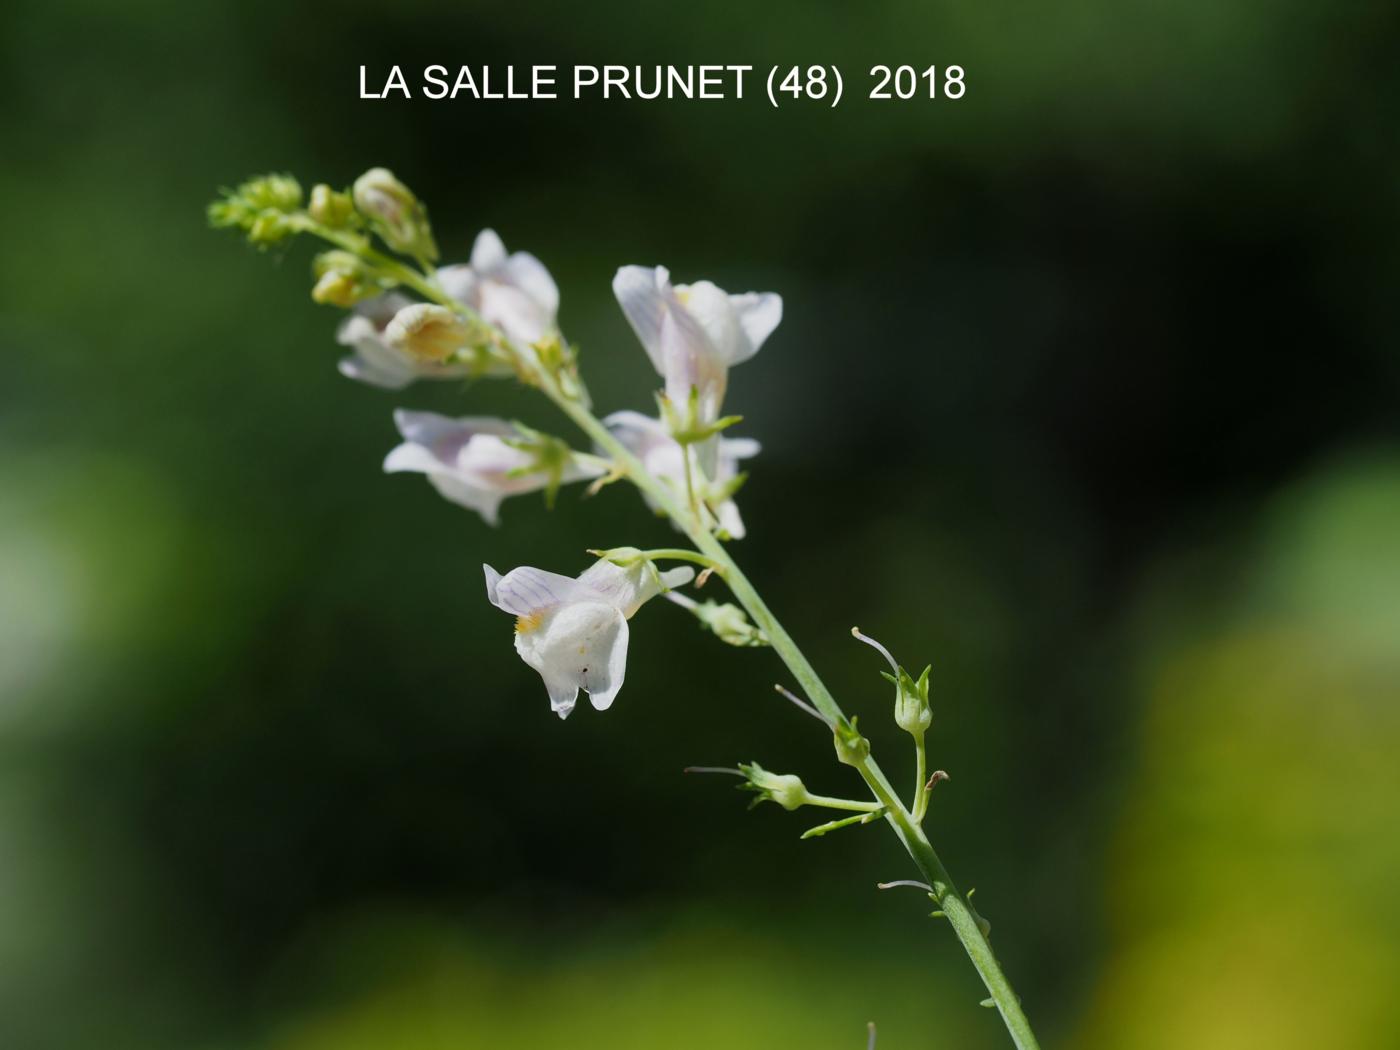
top-left (210, 169), bottom-right (1042, 1049)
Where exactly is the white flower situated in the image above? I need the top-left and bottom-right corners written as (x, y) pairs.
top-left (337, 293), bottom-right (477, 390)
top-left (384, 410), bottom-right (601, 525)
top-left (611, 265), bottom-right (781, 423)
top-left (484, 559), bottom-right (695, 717)
top-left (437, 229), bottom-right (559, 346)
top-left (335, 230), bottom-right (557, 388)
top-left (604, 410), bottom-right (760, 538)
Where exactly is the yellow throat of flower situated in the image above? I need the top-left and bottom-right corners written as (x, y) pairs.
top-left (515, 611), bottom-right (544, 635)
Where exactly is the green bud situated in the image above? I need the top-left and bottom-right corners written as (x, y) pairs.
top-left (309, 183), bottom-right (357, 228)
top-left (208, 174), bottom-right (305, 248)
top-left (236, 173), bottom-right (302, 212)
top-left (248, 211), bottom-right (294, 246)
top-left (311, 250), bottom-right (379, 307)
top-left (738, 762), bottom-right (810, 811)
top-left (833, 718), bottom-right (871, 768)
top-left (694, 601), bottom-right (767, 647)
top-left (352, 167), bottom-right (438, 261)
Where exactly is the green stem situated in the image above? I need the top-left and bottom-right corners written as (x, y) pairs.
top-left (632, 548), bottom-right (723, 573)
top-left (803, 794), bottom-right (884, 813)
top-left (912, 734), bottom-right (929, 823)
top-left (370, 255), bottom-right (1042, 1050)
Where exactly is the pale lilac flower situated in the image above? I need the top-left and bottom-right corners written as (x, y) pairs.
top-left (604, 410), bottom-right (760, 538)
top-left (484, 559), bottom-right (695, 717)
top-left (384, 410), bottom-right (601, 525)
top-left (337, 293), bottom-right (476, 389)
top-left (437, 229), bottom-right (559, 346)
top-left (611, 265), bottom-right (781, 424)
top-left (336, 230), bottom-right (557, 388)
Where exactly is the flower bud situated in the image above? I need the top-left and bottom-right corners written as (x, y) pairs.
top-left (352, 167), bottom-right (438, 261)
top-left (311, 251), bottom-right (378, 308)
top-left (309, 184), bottom-right (356, 228)
top-left (384, 304), bottom-right (473, 363)
top-left (241, 173), bottom-right (302, 212)
top-left (248, 212), bottom-right (293, 246)
top-left (208, 173), bottom-right (305, 246)
top-left (739, 762), bottom-right (810, 811)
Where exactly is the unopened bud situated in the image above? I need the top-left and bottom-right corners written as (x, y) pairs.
top-left (311, 271), bottom-right (360, 307)
top-left (241, 173), bottom-right (302, 212)
top-left (739, 762), bottom-right (810, 811)
top-left (309, 184), bottom-right (356, 228)
top-left (208, 173), bottom-right (305, 246)
top-left (310, 250), bottom-right (379, 307)
top-left (385, 303), bottom-right (471, 363)
top-left (248, 212), bottom-right (293, 245)
top-left (352, 167), bottom-right (438, 260)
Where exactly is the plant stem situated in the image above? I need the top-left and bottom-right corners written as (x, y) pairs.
top-left (633, 548), bottom-right (722, 572)
top-left (804, 794), bottom-right (884, 813)
top-left (912, 734), bottom-right (929, 823)
top-left (551, 394), bottom-right (1042, 1050)
top-left (385, 264), bottom-right (1042, 1050)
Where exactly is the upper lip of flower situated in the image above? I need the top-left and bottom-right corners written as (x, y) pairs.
top-left (435, 229), bottom-right (560, 345)
top-left (611, 264), bottom-right (783, 382)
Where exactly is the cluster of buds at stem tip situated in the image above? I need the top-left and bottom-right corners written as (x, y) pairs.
top-left (352, 167), bottom-right (439, 261)
top-left (207, 173), bottom-right (304, 247)
top-left (853, 628), bottom-right (932, 739)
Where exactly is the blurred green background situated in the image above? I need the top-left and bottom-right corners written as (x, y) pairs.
top-left (3, 1), bottom-right (1399, 1047)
